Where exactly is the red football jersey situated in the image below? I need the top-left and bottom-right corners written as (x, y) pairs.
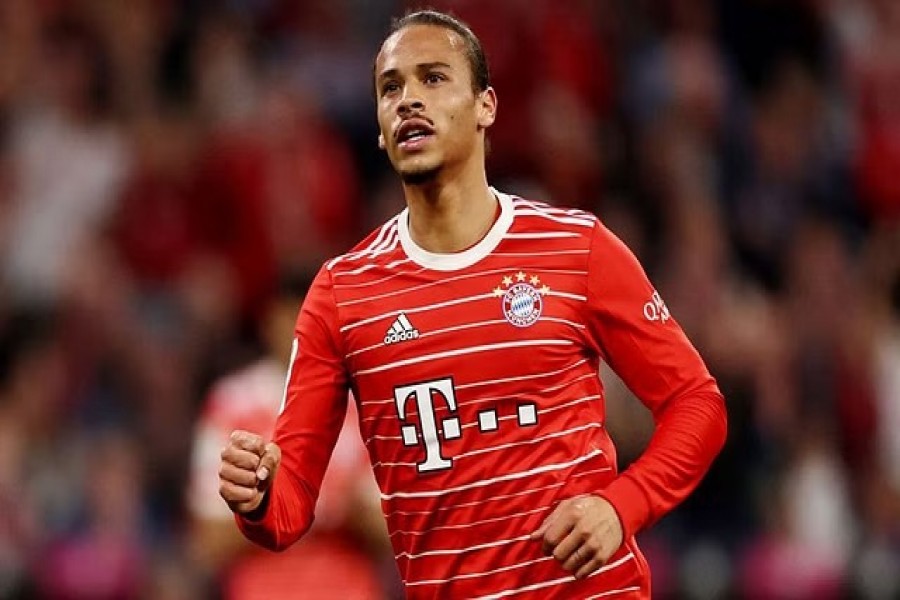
top-left (238, 190), bottom-right (727, 599)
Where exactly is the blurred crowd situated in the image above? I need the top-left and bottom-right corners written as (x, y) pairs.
top-left (0, 0), bottom-right (898, 598)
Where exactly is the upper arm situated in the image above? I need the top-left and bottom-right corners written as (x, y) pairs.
top-left (273, 265), bottom-right (351, 503)
top-left (585, 222), bottom-right (718, 417)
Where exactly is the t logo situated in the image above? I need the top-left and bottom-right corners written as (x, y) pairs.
top-left (394, 377), bottom-right (461, 473)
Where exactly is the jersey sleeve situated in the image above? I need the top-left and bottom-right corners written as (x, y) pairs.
top-left (585, 221), bottom-right (727, 540)
top-left (235, 265), bottom-right (350, 550)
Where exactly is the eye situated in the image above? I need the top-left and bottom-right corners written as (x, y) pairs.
top-left (424, 72), bottom-right (446, 85)
top-left (381, 81), bottom-right (400, 96)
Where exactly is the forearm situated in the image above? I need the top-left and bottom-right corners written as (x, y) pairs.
top-left (233, 265), bottom-right (350, 551)
top-left (234, 468), bottom-right (318, 551)
top-left (599, 389), bottom-right (727, 539)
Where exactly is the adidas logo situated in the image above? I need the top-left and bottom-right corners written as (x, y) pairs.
top-left (384, 313), bottom-right (420, 345)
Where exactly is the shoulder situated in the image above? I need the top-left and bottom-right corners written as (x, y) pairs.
top-left (324, 213), bottom-right (404, 275)
top-left (508, 194), bottom-right (598, 232)
top-left (503, 194), bottom-right (599, 248)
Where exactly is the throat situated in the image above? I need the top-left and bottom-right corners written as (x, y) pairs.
top-left (406, 188), bottom-right (501, 254)
top-left (457, 202), bottom-right (501, 252)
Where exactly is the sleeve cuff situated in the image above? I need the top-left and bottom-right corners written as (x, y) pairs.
top-left (597, 473), bottom-right (652, 541)
top-left (238, 490), bottom-right (271, 522)
top-left (233, 491), bottom-right (282, 550)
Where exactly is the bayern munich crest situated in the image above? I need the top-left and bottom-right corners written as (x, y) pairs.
top-left (493, 272), bottom-right (550, 327)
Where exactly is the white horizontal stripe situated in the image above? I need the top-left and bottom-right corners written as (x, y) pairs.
top-left (387, 482), bottom-right (565, 518)
top-left (374, 423), bottom-right (606, 469)
top-left (457, 357), bottom-right (590, 390)
top-left (456, 393), bottom-right (601, 434)
top-left (456, 395), bottom-right (602, 434)
top-left (546, 290), bottom-right (588, 302)
top-left (361, 358), bottom-right (591, 414)
top-left (513, 197), bottom-right (594, 217)
top-left (363, 370), bottom-right (597, 427)
top-left (585, 586), bottom-right (643, 599)
top-left (463, 371), bottom-right (596, 408)
top-left (338, 266), bottom-right (515, 307)
top-left (380, 448), bottom-right (602, 500)
top-left (537, 394), bottom-right (601, 416)
top-left (406, 556), bottom-right (554, 586)
top-left (503, 232), bottom-right (581, 239)
top-left (397, 533), bottom-right (531, 561)
top-left (351, 315), bottom-right (585, 362)
top-left (333, 259), bottom-right (416, 281)
top-left (391, 505), bottom-right (549, 538)
top-left (366, 434), bottom-right (405, 443)
top-left (373, 460), bottom-right (418, 467)
top-left (512, 198), bottom-right (595, 219)
top-left (337, 266), bottom-right (587, 307)
top-left (452, 373), bottom-right (597, 416)
top-left (512, 209), bottom-right (595, 227)
top-left (544, 316), bottom-right (587, 329)
top-left (490, 250), bottom-right (590, 258)
top-left (327, 222), bottom-right (392, 270)
top-left (469, 553), bottom-right (635, 600)
top-left (411, 556), bottom-right (638, 594)
top-left (327, 220), bottom-right (397, 270)
top-left (340, 292), bottom-right (496, 333)
top-left (352, 319), bottom-right (509, 361)
top-left (384, 465), bottom-right (612, 518)
top-left (355, 339), bottom-right (574, 377)
top-left (454, 423), bottom-right (604, 460)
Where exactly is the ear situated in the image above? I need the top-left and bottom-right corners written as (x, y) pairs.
top-left (378, 133), bottom-right (386, 150)
top-left (477, 87), bottom-right (498, 130)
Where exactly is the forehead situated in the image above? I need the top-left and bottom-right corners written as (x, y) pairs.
top-left (375, 24), bottom-right (468, 76)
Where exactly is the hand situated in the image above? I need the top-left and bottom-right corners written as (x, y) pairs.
top-left (530, 494), bottom-right (624, 579)
top-left (219, 430), bottom-right (281, 514)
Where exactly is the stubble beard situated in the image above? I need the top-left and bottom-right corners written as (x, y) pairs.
top-left (397, 156), bottom-right (442, 185)
top-left (399, 165), bottom-right (441, 185)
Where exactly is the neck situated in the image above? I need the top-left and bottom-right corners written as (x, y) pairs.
top-left (402, 161), bottom-right (497, 254)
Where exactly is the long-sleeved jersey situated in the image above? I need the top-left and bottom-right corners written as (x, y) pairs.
top-left (237, 190), bottom-right (727, 599)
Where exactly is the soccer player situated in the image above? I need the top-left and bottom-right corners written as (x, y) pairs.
top-left (219, 9), bottom-right (727, 599)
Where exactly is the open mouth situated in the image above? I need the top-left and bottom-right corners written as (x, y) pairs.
top-left (396, 119), bottom-right (435, 150)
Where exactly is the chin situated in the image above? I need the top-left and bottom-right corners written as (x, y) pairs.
top-left (397, 161), bottom-right (442, 185)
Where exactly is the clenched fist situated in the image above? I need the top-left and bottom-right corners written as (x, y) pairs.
top-left (530, 494), bottom-right (624, 579)
top-left (219, 430), bottom-right (282, 515)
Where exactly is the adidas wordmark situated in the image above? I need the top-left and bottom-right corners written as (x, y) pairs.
top-left (384, 313), bottom-right (420, 345)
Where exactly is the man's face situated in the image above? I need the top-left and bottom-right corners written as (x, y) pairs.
top-left (374, 24), bottom-right (495, 183)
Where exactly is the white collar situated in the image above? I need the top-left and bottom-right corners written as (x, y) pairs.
top-left (398, 187), bottom-right (513, 271)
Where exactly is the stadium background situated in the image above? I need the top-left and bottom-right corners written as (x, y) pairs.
top-left (0, 0), bottom-right (898, 598)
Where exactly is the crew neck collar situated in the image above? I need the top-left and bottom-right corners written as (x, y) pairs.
top-left (398, 187), bottom-right (513, 271)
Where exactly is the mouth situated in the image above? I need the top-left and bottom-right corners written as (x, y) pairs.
top-left (395, 119), bottom-right (435, 152)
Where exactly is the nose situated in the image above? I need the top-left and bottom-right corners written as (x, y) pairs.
top-left (398, 85), bottom-right (425, 115)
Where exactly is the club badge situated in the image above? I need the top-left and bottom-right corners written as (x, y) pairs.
top-left (493, 271), bottom-right (549, 327)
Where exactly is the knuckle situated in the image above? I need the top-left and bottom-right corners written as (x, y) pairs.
top-left (219, 482), bottom-right (234, 500)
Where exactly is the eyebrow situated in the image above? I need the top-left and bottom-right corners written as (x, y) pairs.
top-left (377, 61), bottom-right (453, 82)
